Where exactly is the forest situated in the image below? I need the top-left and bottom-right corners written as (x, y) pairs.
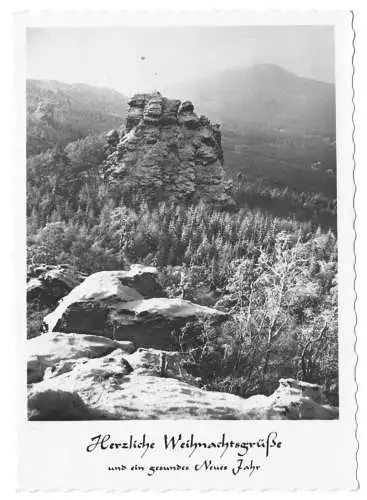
top-left (27, 132), bottom-right (338, 404)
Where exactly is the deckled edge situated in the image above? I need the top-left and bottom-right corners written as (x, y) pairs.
top-left (351, 9), bottom-right (360, 491)
top-left (16, 10), bottom-right (359, 493)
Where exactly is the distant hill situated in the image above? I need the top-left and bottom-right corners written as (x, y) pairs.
top-left (27, 79), bottom-right (128, 156)
top-left (27, 68), bottom-right (337, 198)
top-left (169, 64), bottom-right (335, 136)
top-left (168, 64), bottom-right (337, 197)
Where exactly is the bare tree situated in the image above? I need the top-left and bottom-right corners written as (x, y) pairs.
top-left (301, 322), bottom-right (328, 382)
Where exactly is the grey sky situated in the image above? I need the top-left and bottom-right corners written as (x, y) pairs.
top-left (27, 26), bottom-right (335, 95)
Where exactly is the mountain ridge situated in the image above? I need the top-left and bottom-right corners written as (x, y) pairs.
top-left (26, 64), bottom-right (337, 199)
top-left (166, 63), bottom-right (335, 137)
top-left (26, 79), bottom-right (129, 156)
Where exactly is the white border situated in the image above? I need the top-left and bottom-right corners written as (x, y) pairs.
top-left (13, 9), bottom-right (356, 491)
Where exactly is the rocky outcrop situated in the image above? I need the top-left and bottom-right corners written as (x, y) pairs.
top-left (103, 92), bottom-right (234, 206)
top-left (27, 332), bottom-right (135, 384)
top-left (28, 265), bottom-right (338, 421)
top-left (27, 264), bottom-right (85, 308)
top-left (43, 266), bottom-right (227, 349)
top-left (27, 333), bottom-right (338, 420)
top-left (264, 378), bottom-right (338, 419)
top-left (123, 347), bottom-right (200, 386)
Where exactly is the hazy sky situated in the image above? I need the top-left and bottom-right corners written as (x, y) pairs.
top-left (27, 27), bottom-right (335, 95)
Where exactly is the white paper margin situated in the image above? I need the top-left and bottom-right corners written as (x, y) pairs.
top-left (14, 10), bottom-right (357, 491)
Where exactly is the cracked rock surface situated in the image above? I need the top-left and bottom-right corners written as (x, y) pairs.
top-left (28, 332), bottom-right (338, 420)
top-left (103, 92), bottom-right (234, 206)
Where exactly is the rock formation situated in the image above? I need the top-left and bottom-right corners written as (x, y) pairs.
top-left (43, 265), bottom-right (227, 349)
top-left (28, 333), bottom-right (338, 420)
top-left (27, 264), bottom-right (85, 308)
top-left (27, 332), bottom-right (135, 384)
top-left (103, 92), bottom-right (234, 206)
top-left (27, 264), bottom-right (338, 420)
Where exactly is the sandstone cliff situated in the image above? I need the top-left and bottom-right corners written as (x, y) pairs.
top-left (103, 92), bottom-right (234, 205)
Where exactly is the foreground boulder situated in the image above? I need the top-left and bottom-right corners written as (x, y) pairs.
top-left (28, 332), bottom-right (135, 383)
top-left (43, 267), bottom-right (227, 349)
top-left (27, 264), bottom-right (85, 308)
top-left (266, 378), bottom-right (338, 419)
top-left (28, 390), bottom-right (100, 421)
top-left (28, 341), bottom-right (338, 420)
top-left (29, 371), bottom-right (338, 421)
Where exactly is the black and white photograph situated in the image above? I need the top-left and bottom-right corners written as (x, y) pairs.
top-left (26, 25), bottom-right (341, 420)
top-left (15, 9), bottom-right (357, 491)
